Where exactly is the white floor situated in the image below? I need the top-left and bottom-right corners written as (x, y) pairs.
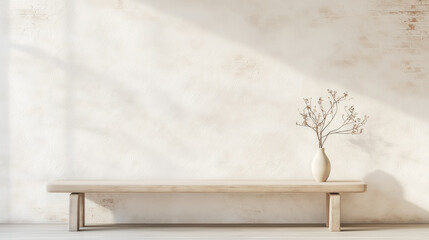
top-left (1, 224), bottom-right (429, 240)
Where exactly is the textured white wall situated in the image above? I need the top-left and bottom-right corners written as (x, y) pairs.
top-left (1, 0), bottom-right (429, 223)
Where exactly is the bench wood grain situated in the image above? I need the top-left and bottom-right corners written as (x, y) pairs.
top-left (47, 180), bottom-right (366, 193)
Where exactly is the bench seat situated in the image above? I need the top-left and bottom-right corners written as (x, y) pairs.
top-left (47, 180), bottom-right (366, 232)
top-left (47, 180), bottom-right (366, 193)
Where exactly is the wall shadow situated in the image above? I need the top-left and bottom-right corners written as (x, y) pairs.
top-left (342, 170), bottom-right (429, 224)
top-left (135, 0), bottom-right (429, 120)
top-left (0, 0), bottom-right (10, 223)
top-left (58, 0), bottom-right (183, 179)
top-left (64, 0), bottom-right (77, 178)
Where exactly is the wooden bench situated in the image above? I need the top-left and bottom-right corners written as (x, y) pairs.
top-left (47, 180), bottom-right (366, 232)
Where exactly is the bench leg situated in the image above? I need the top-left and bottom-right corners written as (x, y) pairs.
top-left (328, 193), bottom-right (341, 232)
top-left (69, 193), bottom-right (80, 231)
top-left (326, 193), bottom-right (329, 227)
top-left (79, 193), bottom-right (85, 227)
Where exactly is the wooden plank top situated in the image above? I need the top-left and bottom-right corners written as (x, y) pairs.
top-left (47, 180), bottom-right (366, 193)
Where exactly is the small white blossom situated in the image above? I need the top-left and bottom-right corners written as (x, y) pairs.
top-left (296, 89), bottom-right (368, 148)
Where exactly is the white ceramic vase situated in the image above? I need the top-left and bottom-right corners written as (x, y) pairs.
top-left (312, 148), bottom-right (331, 182)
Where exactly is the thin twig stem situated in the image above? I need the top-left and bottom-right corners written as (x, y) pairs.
top-left (296, 90), bottom-right (367, 148)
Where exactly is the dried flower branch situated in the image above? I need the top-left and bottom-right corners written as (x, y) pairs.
top-left (296, 89), bottom-right (368, 148)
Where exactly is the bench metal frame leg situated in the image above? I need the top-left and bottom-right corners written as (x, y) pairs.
top-left (69, 193), bottom-right (85, 231)
top-left (327, 193), bottom-right (341, 232)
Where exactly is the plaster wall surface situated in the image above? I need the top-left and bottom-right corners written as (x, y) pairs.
top-left (0, 0), bottom-right (429, 223)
